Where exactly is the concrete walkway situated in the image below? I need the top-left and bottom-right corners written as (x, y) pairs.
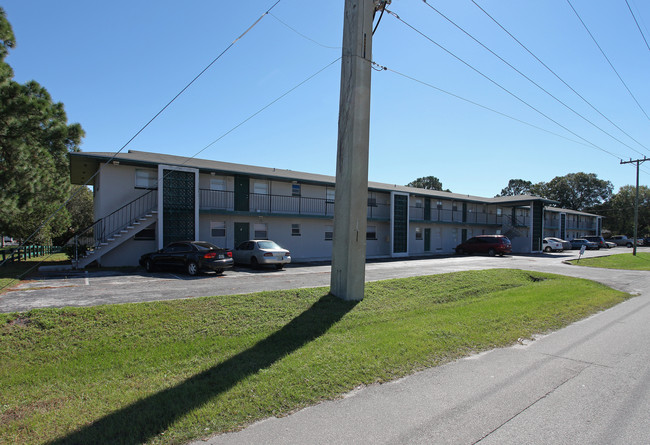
top-left (196, 262), bottom-right (650, 445)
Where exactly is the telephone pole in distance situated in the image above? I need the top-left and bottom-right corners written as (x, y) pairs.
top-left (620, 157), bottom-right (649, 256)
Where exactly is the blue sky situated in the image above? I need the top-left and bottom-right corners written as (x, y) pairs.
top-left (3, 0), bottom-right (650, 197)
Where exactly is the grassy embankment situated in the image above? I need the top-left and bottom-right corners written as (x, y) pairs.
top-left (0, 269), bottom-right (630, 444)
top-left (571, 251), bottom-right (650, 270)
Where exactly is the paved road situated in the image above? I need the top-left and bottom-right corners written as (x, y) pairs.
top-left (0, 248), bottom-right (644, 313)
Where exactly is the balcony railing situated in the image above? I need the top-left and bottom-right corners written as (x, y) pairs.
top-left (201, 190), bottom-right (339, 217)
top-left (410, 206), bottom-right (503, 225)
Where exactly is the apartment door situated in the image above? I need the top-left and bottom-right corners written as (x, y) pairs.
top-left (234, 222), bottom-right (249, 248)
top-left (424, 228), bottom-right (431, 252)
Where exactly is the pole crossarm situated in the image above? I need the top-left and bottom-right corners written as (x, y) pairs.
top-left (620, 157), bottom-right (648, 256)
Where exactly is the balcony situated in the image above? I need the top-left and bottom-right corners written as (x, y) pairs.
top-left (201, 190), bottom-right (339, 218)
top-left (410, 206), bottom-right (503, 225)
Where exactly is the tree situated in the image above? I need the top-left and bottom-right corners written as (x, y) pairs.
top-left (542, 173), bottom-right (612, 211)
top-left (406, 176), bottom-right (449, 192)
top-left (496, 179), bottom-right (534, 197)
top-left (592, 185), bottom-right (650, 237)
top-left (0, 8), bottom-right (84, 244)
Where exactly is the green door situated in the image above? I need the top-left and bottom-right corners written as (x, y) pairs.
top-left (424, 228), bottom-right (431, 252)
top-left (234, 176), bottom-right (249, 212)
top-left (461, 228), bottom-right (468, 243)
top-left (532, 201), bottom-right (543, 251)
top-left (424, 199), bottom-right (431, 221)
top-left (234, 222), bottom-right (249, 248)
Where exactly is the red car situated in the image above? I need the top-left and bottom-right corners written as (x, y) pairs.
top-left (455, 235), bottom-right (512, 256)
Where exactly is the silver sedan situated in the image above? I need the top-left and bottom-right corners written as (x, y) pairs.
top-left (233, 240), bottom-right (291, 269)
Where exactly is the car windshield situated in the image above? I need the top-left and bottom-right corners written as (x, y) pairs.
top-left (258, 241), bottom-right (282, 250)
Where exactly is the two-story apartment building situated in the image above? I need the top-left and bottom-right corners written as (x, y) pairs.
top-left (69, 150), bottom-right (603, 267)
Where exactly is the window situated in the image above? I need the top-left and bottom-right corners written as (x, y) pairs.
top-left (497, 208), bottom-right (502, 216)
top-left (292, 183), bottom-right (301, 197)
top-left (254, 181), bottom-right (268, 195)
top-left (415, 227), bottom-right (422, 240)
top-left (210, 221), bottom-right (226, 237)
top-left (254, 223), bottom-right (267, 239)
top-left (135, 169), bottom-right (157, 188)
top-left (452, 203), bottom-right (458, 212)
top-left (415, 198), bottom-right (423, 208)
top-left (326, 188), bottom-right (335, 203)
top-left (366, 225), bottom-right (377, 240)
top-left (437, 200), bottom-right (443, 209)
top-left (210, 177), bottom-right (226, 191)
top-left (292, 223), bottom-right (301, 236)
top-left (368, 197), bottom-right (377, 207)
top-left (325, 225), bottom-right (333, 240)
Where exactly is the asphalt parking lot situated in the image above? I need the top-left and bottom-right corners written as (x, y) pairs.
top-left (0, 247), bottom-right (644, 314)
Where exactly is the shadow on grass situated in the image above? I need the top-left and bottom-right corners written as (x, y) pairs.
top-left (49, 293), bottom-right (358, 445)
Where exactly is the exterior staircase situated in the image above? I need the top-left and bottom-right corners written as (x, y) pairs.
top-left (73, 190), bottom-right (157, 269)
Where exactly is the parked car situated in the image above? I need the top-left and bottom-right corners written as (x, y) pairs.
top-left (605, 235), bottom-right (639, 248)
top-left (542, 238), bottom-right (564, 252)
top-left (139, 240), bottom-right (233, 275)
top-left (583, 235), bottom-right (612, 249)
top-left (546, 237), bottom-right (571, 250)
top-left (570, 239), bottom-right (599, 250)
top-left (455, 235), bottom-right (512, 256)
top-left (233, 240), bottom-right (291, 269)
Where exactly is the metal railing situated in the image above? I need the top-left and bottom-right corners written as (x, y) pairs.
top-left (74, 190), bottom-right (157, 256)
top-left (410, 206), bottom-right (503, 225)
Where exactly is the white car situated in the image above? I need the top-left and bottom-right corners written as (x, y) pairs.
top-left (233, 240), bottom-right (291, 269)
top-left (542, 238), bottom-right (564, 252)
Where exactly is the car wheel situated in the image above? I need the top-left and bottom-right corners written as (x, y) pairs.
top-left (456, 248), bottom-right (464, 255)
top-left (488, 248), bottom-right (496, 257)
top-left (215, 269), bottom-right (223, 275)
top-left (250, 256), bottom-right (259, 269)
top-left (186, 261), bottom-right (199, 276)
top-left (544, 246), bottom-right (552, 252)
top-left (626, 242), bottom-right (633, 248)
top-left (144, 259), bottom-right (155, 272)
top-left (275, 264), bottom-right (284, 270)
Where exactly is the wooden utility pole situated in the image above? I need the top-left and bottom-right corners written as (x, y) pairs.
top-left (330, 0), bottom-right (382, 301)
top-left (620, 157), bottom-right (648, 256)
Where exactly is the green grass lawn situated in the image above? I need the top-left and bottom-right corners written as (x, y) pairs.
top-left (0, 253), bottom-right (70, 292)
top-left (570, 252), bottom-right (650, 270)
top-left (0, 269), bottom-right (630, 445)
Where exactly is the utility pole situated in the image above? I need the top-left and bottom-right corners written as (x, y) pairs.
top-left (330, 0), bottom-right (387, 301)
top-left (620, 157), bottom-right (648, 256)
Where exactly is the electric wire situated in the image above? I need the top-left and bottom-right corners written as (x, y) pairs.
top-left (421, 0), bottom-right (649, 159)
top-left (268, 12), bottom-right (340, 49)
top-left (374, 60), bottom-right (650, 179)
top-left (625, 0), bottom-right (650, 52)
top-left (0, 1), bottom-right (283, 279)
top-left (372, 62), bottom-right (594, 150)
top-left (384, 8), bottom-right (628, 162)
top-left (566, 0), bottom-right (650, 121)
top-left (471, 0), bottom-right (650, 156)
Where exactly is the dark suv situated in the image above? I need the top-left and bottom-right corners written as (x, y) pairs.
top-left (455, 235), bottom-right (512, 256)
top-left (583, 235), bottom-right (610, 249)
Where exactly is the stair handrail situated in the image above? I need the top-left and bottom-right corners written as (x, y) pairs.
top-left (73, 190), bottom-right (157, 261)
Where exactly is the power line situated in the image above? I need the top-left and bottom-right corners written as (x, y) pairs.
top-left (625, 0), bottom-right (650, 52)
top-left (373, 60), bottom-right (650, 179)
top-left (384, 8), bottom-right (628, 162)
top-left (566, 0), bottom-right (650, 121)
top-left (470, 0), bottom-right (650, 157)
top-left (268, 12), bottom-right (341, 49)
top-left (421, 0), bottom-right (649, 159)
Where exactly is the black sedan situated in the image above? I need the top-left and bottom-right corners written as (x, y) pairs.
top-left (139, 241), bottom-right (233, 275)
